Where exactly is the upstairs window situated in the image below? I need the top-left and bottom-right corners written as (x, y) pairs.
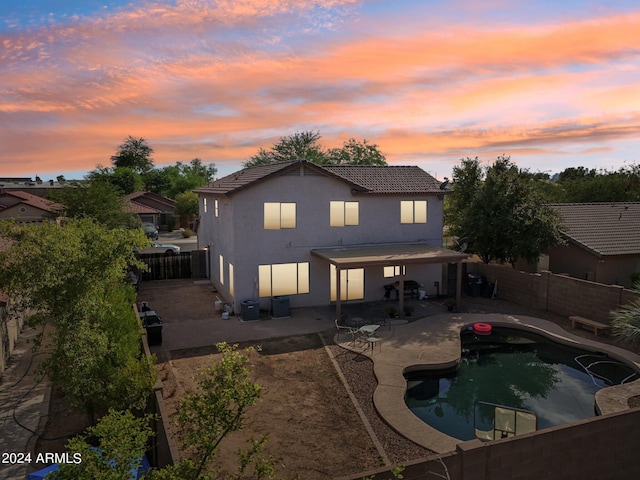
top-left (330, 201), bottom-right (359, 227)
top-left (264, 202), bottom-right (296, 229)
top-left (214, 199), bottom-right (219, 217)
top-left (203, 198), bottom-right (207, 213)
top-left (401, 200), bottom-right (427, 224)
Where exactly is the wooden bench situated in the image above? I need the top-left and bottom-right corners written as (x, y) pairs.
top-left (569, 315), bottom-right (611, 337)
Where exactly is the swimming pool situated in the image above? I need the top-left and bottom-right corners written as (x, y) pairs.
top-left (405, 326), bottom-right (639, 441)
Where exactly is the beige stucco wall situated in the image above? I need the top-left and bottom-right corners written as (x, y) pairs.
top-left (198, 165), bottom-right (445, 312)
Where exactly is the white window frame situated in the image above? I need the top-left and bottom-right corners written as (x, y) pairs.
top-left (258, 262), bottom-right (310, 297)
top-left (383, 265), bottom-right (406, 278)
top-left (264, 202), bottom-right (297, 230)
top-left (330, 265), bottom-right (364, 301)
top-left (401, 200), bottom-right (427, 224)
top-left (330, 201), bottom-right (359, 227)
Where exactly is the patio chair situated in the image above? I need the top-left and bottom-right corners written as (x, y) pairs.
top-left (335, 316), bottom-right (359, 345)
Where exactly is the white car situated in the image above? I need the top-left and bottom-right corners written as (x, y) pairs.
top-left (140, 242), bottom-right (180, 256)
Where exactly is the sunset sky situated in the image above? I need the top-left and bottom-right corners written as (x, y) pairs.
top-left (2, 0), bottom-right (639, 181)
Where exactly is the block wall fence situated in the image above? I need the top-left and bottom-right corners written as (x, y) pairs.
top-left (344, 407), bottom-right (640, 480)
top-left (467, 263), bottom-right (639, 324)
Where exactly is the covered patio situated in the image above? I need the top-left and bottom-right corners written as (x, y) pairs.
top-left (311, 243), bottom-right (469, 316)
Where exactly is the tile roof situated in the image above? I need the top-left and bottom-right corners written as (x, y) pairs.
top-left (322, 165), bottom-right (443, 194)
top-left (552, 203), bottom-right (640, 256)
top-left (0, 191), bottom-right (63, 212)
top-left (124, 200), bottom-right (160, 214)
top-left (195, 160), bottom-right (447, 195)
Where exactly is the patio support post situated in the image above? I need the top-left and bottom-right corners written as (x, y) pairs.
top-left (398, 275), bottom-right (405, 313)
top-left (456, 261), bottom-right (462, 306)
top-left (335, 265), bottom-right (342, 317)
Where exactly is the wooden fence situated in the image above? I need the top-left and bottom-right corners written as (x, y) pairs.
top-left (138, 252), bottom-right (192, 281)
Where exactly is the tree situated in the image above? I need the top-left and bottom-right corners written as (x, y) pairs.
top-left (162, 159), bottom-right (217, 198)
top-left (0, 219), bottom-right (154, 422)
top-left (111, 136), bottom-right (154, 174)
top-left (48, 181), bottom-right (139, 229)
top-left (446, 156), bottom-right (564, 265)
top-left (243, 131), bottom-right (387, 167)
top-left (611, 284), bottom-right (640, 349)
top-left (87, 166), bottom-right (144, 195)
top-left (49, 409), bottom-right (153, 480)
top-left (169, 343), bottom-right (266, 479)
top-left (326, 138), bottom-right (387, 165)
top-left (175, 191), bottom-right (199, 218)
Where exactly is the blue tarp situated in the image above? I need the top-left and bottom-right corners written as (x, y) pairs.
top-left (27, 454), bottom-right (150, 479)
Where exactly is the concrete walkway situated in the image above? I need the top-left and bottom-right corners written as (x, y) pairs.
top-left (335, 312), bottom-right (640, 454)
top-left (0, 327), bottom-right (51, 480)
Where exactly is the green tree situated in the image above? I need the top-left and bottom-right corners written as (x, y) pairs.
top-left (0, 219), bottom-right (154, 421)
top-left (175, 191), bottom-right (199, 217)
top-left (243, 131), bottom-right (387, 167)
top-left (87, 166), bottom-right (144, 195)
top-left (49, 409), bottom-right (153, 480)
top-left (326, 137), bottom-right (387, 165)
top-left (111, 136), bottom-right (155, 174)
top-left (446, 156), bottom-right (564, 265)
top-left (172, 343), bottom-right (263, 478)
top-left (162, 158), bottom-right (217, 198)
top-left (48, 181), bottom-right (139, 229)
top-left (551, 164), bottom-right (640, 203)
top-left (611, 284), bottom-right (640, 349)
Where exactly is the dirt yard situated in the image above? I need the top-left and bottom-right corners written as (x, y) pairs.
top-left (160, 333), bottom-right (388, 479)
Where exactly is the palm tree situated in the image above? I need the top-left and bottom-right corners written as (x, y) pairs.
top-left (611, 284), bottom-right (640, 349)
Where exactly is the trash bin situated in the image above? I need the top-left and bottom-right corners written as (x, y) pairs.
top-left (142, 312), bottom-right (163, 346)
top-left (466, 273), bottom-right (485, 297)
top-left (482, 282), bottom-right (494, 298)
top-left (272, 295), bottom-right (290, 318)
top-left (241, 299), bottom-right (260, 321)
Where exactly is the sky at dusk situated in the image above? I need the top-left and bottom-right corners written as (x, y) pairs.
top-left (2, 0), bottom-right (640, 181)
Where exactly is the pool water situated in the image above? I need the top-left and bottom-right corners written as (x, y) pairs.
top-left (405, 326), bottom-right (639, 441)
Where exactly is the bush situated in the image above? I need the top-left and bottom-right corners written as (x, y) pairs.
top-left (182, 229), bottom-right (193, 238)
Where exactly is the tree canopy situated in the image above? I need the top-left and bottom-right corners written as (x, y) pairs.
top-left (111, 136), bottom-right (155, 173)
top-left (48, 180), bottom-right (139, 229)
top-left (0, 219), bottom-right (154, 422)
top-left (243, 131), bottom-right (387, 167)
top-left (446, 156), bottom-right (564, 265)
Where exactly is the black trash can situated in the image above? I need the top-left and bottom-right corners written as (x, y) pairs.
top-left (142, 313), bottom-right (163, 346)
top-left (241, 299), bottom-right (260, 321)
top-left (272, 296), bottom-right (290, 318)
top-left (482, 282), bottom-right (494, 298)
top-left (466, 273), bottom-right (484, 297)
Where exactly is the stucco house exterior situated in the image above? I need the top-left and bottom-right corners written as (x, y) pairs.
top-left (0, 190), bottom-right (63, 223)
top-left (124, 191), bottom-right (177, 230)
top-left (546, 202), bottom-right (640, 287)
top-left (195, 160), bottom-right (467, 316)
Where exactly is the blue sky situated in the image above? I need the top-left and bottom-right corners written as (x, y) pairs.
top-left (1, 0), bottom-right (639, 181)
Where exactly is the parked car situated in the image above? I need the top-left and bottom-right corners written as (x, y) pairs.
top-left (140, 242), bottom-right (180, 256)
top-left (141, 223), bottom-right (159, 240)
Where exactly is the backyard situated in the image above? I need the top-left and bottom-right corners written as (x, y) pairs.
top-left (158, 332), bottom-right (432, 479)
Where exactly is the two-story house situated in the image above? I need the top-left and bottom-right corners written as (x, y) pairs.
top-left (195, 160), bottom-right (467, 316)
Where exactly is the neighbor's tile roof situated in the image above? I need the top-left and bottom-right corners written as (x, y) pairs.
top-left (195, 160), bottom-right (446, 195)
top-left (552, 202), bottom-right (640, 256)
top-left (0, 191), bottom-right (63, 212)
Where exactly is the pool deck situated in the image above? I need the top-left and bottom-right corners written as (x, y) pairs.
top-left (336, 312), bottom-right (640, 454)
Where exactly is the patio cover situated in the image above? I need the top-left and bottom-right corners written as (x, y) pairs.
top-left (311, 243), bottom-right (469, 315)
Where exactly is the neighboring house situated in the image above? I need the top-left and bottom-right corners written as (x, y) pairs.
top-left (0, 176), bottom-right (75, 198)
top-left (0, 191), bottom-right (63, 223)
top-left (195, 160), bottom-right (467, 315)
top-left (545, 203), bottom-right (640, 287)
top-left (124, 191), bottom-right (177, 230)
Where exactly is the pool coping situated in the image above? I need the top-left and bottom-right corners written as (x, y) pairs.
top-left (335, 312), bottom-right (640, 454)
